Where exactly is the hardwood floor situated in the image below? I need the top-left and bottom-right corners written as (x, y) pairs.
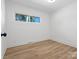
top-left (4, 40), bottom-right (77, 59)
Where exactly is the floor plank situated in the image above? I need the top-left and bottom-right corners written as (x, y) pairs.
top-left (4, 40), bottom-right (77, 59)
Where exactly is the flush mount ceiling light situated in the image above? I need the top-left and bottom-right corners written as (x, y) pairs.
top-left (48, 0), bottom-right (55, 3)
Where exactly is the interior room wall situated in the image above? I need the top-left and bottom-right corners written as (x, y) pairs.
top-left (6, 1), bottom-right (51, 48)
top-left (50, 2), bottom-right (77, 48)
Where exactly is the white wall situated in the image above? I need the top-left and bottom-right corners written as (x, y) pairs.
top-left (51, 2), bottom-right (77, 48)
top-left (5, 0), bottom-right (77, 48)
top-left (6, 1), bottom-right (51, 48)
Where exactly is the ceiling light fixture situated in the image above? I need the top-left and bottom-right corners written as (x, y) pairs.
top-left (48, 0), bottom-right (55, 3)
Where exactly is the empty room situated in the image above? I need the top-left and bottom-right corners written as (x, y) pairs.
top-left (1, 0), bottom-right (77, 59)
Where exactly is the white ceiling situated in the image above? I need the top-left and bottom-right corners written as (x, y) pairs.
top-left (6, 0), bottom-right (76, 13)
